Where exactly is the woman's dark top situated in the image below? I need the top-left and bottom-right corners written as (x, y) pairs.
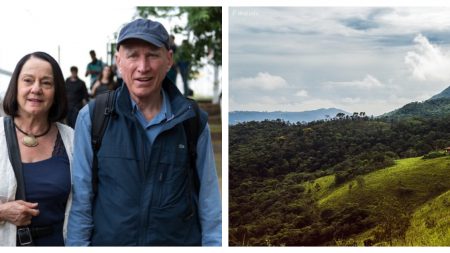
top-left (22, 133), bottom-right (70, 246)
top-left (94, 81), bottom-right (118, 97)
top-left (94, 82), bottom-right (110, 96)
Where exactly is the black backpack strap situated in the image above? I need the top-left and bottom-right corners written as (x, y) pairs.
top-left (4, 117), bottom-right (35, 246)
top-left (183, 100), bottom-right (202, 195)
top-left (90, 90), bottom-right (116, 195)
top-left (182, 100), bottom-right (203, 221)
top-left (4, 117), bottom-right (26, 200)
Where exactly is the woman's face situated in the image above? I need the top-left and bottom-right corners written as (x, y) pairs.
top-left (103, 66), bottom-right (111, 78)
top-left (17, 57), bottom-right (55, 118)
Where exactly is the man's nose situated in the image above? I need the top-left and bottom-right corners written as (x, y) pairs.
top-left (137, 57), bottom-right (151, 73)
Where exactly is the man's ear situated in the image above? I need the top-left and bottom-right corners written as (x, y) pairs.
top-left (115, 52), bottom-right (121, 71)
top-left (167, 49), bottom-right (173, 71)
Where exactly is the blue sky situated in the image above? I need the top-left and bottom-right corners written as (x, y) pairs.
top-left (229, 7), bottom-right (450, 116)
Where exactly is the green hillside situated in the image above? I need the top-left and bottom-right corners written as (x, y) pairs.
top-left (304, 175), bottom-right (335, 200)
top-left (382, 97), bottom-right (450, 119)
top-left (405, 190), bottom-right (450, 246)
top-left (229, 117), bottom-right (450, 246)
top-left (318, 156), bottom-right (450, 246)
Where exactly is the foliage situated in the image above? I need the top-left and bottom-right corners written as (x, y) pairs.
top-left (422, 150), bottom-right (446, 159)
top-left (382, 97), bottom-right (450, 119)
top-left (136, 6), bottom-right (222, 79)
top-left (230, 116), bottom-right (450, 188)
top-left (229, 114), bottom-right (450, 246)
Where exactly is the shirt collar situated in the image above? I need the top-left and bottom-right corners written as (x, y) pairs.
top-left (130, 89), bottom-right (173, 128)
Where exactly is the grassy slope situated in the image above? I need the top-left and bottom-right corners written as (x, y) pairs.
top-left (317, 156), bottom-right (450, 245)
top-left (405, 190), bottom-right (450, 246)
top-left (304, 175), bottom-right (335, 200)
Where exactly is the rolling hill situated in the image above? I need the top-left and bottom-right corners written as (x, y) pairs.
top-left (429, 85), bottom-right (450, 100)
top-left (382, 97), bottom-right (450, 119)
top-left (405, 190), bottom-right (450, 246)
top-left (383, 85), bottom-right (450, 119)
top-left (316, 156), bottom-right (450, 246)
top-left (229, 86), bottom-right (450, 246)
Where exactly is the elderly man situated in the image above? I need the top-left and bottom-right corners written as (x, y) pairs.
top-left (66, 18), bottom-right (221, 246)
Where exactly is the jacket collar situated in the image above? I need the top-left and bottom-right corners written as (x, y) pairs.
top-left (116, 78), bottom-right (196, 127)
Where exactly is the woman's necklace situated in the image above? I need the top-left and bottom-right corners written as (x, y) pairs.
top-left (14, 122), bottom-right (52, 147)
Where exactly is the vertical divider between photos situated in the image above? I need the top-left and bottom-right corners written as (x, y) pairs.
top-left (222, 4), bottom-right (230, 247)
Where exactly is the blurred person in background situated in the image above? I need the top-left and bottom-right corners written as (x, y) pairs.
top-left (85, 50), bottom-right (104, 90)
top-left (91, 65), bottom-right (118, 98)
top-left (65, 66), bottom-right (89, 128)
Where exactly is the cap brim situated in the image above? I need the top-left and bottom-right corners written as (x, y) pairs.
top-left (117, 33), bottom-right (165, 49)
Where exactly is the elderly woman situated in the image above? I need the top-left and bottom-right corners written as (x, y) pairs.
top-left (0, 52), bottom-right (73, 246)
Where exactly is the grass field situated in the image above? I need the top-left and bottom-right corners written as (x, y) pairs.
top-left (405, 190), bottom-right (450, 246)
top-left (315, 156), bottom-right (450, 245)
top-left (304, 175), bottom-right (335, 200)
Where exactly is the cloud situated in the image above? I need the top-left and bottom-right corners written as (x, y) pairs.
top-left (229, 98), bottom-right (338, 112)
top-left (325, 74), bottom-right (384, 89)
top-left (341, 17), bottom-right (379, 31)
top-left (295, 90), bottom-right (308, 97)
top-left (404, 34), bottom-right (450, 82)
top-left (342, 97), bottom-right (361, 103)
top-left (230, 8), bottom-right (450, 116)
top-left (231, 72), bottom-right (289, 91)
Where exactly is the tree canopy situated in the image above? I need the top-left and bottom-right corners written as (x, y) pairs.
top-left (229, 114), bottom-right (450, 246)
top-left (136, 6), bottom-right (222, 78)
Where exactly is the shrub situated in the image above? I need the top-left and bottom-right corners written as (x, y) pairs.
top-left (395, 186), bottom-right (415, 198)
top-left (422, 150), bottom-right (446, 159)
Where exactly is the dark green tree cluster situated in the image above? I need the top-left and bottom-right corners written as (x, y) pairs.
top-left (136, 7), bottom-right (221, 79)
top-left (230, 116), bottom-right (450, 187)
top-left (383, 97), bottom-right (450, 119)
top-left (229, 114), bottom-right (450, 246)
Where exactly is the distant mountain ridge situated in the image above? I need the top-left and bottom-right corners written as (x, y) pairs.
top-left (429, 85), bottom-right (450, 100)
top-left (382, 97), bottom-right (450, 119)
top-left (383, 85), bottom-right (450, 119)
top-left (229, 108), bottom-right (349, 125)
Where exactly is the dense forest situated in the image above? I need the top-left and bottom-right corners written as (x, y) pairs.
top-left (229, 113), bottom-right (450, 246)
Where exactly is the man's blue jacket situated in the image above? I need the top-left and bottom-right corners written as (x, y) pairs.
top-left (66, 79), bottom-right (222, 246)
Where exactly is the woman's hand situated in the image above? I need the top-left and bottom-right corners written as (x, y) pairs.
top-left (0, 200), bottom-right (39, 226)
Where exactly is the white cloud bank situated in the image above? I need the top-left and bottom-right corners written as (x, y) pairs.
top-left (295, 90), bottom-right (308, 97)
top-left (231, 72), bottom-right (288, 91)
top-left (325, 74), bottom-right (384, 89)
top-left (405, 34), bottom-right (450, 82)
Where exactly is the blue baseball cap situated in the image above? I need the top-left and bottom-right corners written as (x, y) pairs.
top-left (117, 19), bottom-right (169, 50)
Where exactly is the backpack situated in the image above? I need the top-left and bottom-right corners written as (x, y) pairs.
top-left (89, 90), bottom-right (202, 197)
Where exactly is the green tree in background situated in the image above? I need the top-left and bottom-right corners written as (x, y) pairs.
top-left (136, 7), bottom-right (222, 78)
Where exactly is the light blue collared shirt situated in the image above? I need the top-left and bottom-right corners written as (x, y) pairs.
top-left (66, 89), bottom-right (222, 246)
top-left (131, 90), bottom-right (171, 145)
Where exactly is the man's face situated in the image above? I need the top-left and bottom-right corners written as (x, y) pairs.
top-left (116, 39), bottom-right (173, 102)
